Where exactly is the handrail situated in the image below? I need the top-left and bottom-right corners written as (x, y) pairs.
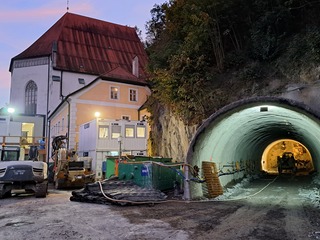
top-left (0, 136), bottom-right (47, 148)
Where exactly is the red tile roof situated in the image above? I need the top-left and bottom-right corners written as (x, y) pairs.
top-left (11, 12), bottom-right (148, 84)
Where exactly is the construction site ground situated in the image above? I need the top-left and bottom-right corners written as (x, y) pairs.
top-left (0, 174), bottom-right (320, 240)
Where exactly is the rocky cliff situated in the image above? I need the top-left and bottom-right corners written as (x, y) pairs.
top-left (149, 77), bottom-right (320, 162)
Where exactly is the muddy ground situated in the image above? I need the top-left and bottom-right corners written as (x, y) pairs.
top-left (0, 174), bottom-right (320, 240)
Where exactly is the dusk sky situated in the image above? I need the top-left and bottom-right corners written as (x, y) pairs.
top-left (0, 0), bottom-right (161, 108)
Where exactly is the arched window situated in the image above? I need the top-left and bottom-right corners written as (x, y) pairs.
top-left (25, 80), bottom-right (37, 115)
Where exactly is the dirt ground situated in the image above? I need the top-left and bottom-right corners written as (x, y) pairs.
top-left (0, 174), bottom-right (320, 240)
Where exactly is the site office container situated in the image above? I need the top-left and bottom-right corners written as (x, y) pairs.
top-left (78, 119), bottom-right (148, 180)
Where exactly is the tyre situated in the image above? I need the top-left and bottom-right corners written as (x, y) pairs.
top-left (35, 181), bottom-right (48, 198)
top-left (0, 184), bottom-right (11, 199)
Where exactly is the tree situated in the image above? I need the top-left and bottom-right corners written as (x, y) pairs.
top-left (145, 0), bottom-right (320, 124)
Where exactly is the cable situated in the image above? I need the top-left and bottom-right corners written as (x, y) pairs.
top-left (212, 175), bottom-right (279, 202)
top-left (97, 181), bottom-right (181, 205)
top-left (97, 175), bottom-right (279, 205)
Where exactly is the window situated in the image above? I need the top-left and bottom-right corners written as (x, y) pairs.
top-left (129, 89), bottom-right (137, 102)
top-left (137, 126), bottom-right (146, 138)
top-left (125, 125), bottom-right (135, 138)
top-left (25, 80), bottom-right (37, 115)
top-left (111, 87), bottom-right (119, 99)
top-left (99, 126), bottom-right (109, 138)
top-left (111, 125), bottom-right (121, 139)
top-left (78, 78), bottom-right (85, 84)
top-left (52, 75), bottom-right (61, 82)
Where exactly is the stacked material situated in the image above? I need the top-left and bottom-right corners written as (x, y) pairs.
top-left (70, 178), bottom-right (167, 205)
top-left (202, 161), bottom-right (223, 198)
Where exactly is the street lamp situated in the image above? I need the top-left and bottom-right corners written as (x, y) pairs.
top-left (94, 112), bottom-right (101, 118)
top-left (7, 108), bottom-right (15, 114)
top-left (118, 136), bottom-right (122, 158)
top-left (7, 107), bottom-right (15, 121)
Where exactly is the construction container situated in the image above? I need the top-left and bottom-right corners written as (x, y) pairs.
top-left (78, 119), bottom-right (148, 179)
top-left (117, 161), bottom-right (181, 191)
top-left (105, 157), bottom-right (116, 179)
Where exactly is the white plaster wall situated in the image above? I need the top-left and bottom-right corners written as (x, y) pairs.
top-left (48, 70), bottom-right (98, 114)
top-left (60, 71), bottom-right (97, 96)
top-left (10, 64), bottom-right (49, 115)
top-left (69, 100), bottom-right (77, 150)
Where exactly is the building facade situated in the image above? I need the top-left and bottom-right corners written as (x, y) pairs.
top-left (9, 12), bottom-right (150, 160)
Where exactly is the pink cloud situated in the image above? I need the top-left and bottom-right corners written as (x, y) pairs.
top-left (0, 68), bottom-right (11, 88)
top-left (0, 3), bottom-right (94, 23)
top-left (0, 68), bottom-right (10, 107)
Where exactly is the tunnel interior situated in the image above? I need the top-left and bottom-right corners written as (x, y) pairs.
top-left (261, 139), bottom-right (314, 174)
top-left (186, 98), bottom-right (320, 199)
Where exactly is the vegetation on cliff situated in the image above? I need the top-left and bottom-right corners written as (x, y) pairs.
top-left (145, 0), bottom-right (320, 125)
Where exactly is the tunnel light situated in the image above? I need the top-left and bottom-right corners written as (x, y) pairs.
top-left (260, 106), bottom-right (268, 112)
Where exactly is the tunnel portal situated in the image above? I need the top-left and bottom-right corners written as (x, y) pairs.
top-left (185, 97), bottom-right (320, 199)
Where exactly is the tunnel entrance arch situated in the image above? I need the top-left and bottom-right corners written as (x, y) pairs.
top-left (261, 139), bottom-right (314, 175)
top-left (185, 97), bottom-right (320, 200)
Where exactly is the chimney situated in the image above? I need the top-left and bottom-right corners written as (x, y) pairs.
top-left (132, 56), bottom-right (139, 77)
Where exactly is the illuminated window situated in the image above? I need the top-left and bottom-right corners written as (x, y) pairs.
top-left (111, 87), bottom-right (119, 99)
top-left (137, 126), bottom-right (146, 138)
top-left (25, 80), bottom-right (37, 115)
top-left (99, 126), bottom-right (109, 138)
top-left (125, 125), bottom-right (135, 138)
top-left (111, 125), bottom-right (121, 139)
top-left (129, 89), bottom-right (137, 102)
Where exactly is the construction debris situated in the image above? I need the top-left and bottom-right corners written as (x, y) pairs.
top-left (70, 177), bottom-right (167, 205)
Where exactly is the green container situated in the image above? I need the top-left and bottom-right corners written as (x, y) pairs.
top-left (133, 156), bottom-right (172, 163)
top-left (105, 157), bottom-right (116, 179)
top-left (118, 161), bottom-right (181, 191)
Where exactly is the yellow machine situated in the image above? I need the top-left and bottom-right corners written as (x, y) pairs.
top-left (52, 136), bottom-right (95, 189)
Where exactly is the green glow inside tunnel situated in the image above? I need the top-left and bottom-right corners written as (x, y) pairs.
top-left (185, 98), bottom-right (320, 199)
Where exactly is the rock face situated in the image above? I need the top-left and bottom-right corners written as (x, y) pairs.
top-left (150, 105), bottom-right (198, 162)
top-left (281, 82), bottom-right (320, 114)
top-left (150, 80), bottom-right (320, 162)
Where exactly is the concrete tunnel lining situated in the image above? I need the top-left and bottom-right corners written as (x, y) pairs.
top-left (185, 97), bottom-right (320, 199)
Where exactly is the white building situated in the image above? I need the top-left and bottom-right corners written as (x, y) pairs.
top-left (78, 118), bottom-right (148, 178)
top-left (9, 12), bottom-right (151, 163)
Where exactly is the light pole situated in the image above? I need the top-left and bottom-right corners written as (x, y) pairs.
top-left (118, 136), bottom-right (122, 159)
top-left (7, 107), bottom-right (15, 121)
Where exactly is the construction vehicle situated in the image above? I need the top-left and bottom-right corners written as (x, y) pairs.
top-left (0, 145), bottom-right (48, 198)
top-left (277, 152), bottom-right (297, 175)
top-left (52, 135), bottom-right (95, 189)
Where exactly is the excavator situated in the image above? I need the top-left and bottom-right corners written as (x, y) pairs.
top-left (0, 145), bottom-right (48, 198)
top-left (51, 135), bottom-right (95, 189)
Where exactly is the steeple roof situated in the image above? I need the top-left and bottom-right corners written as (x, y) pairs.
top-left (10, 12), bottom-right (148, 84)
